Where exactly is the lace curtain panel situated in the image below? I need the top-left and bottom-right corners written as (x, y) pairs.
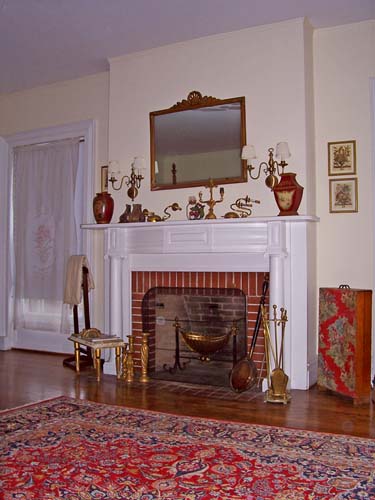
top-left (13, 138), bottom-right (81, 333)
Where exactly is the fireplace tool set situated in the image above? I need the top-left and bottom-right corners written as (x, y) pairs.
top-left (230, 275), bottom-right (269, 392)
top-left (261, 304), bottom-right (290, 404)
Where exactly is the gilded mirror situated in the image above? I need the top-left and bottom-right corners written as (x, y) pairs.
top-left (150, 91), bottom-right (247, 190)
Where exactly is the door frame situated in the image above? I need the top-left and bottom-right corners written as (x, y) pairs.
top-left (371, 77), bottom-right (375, 381)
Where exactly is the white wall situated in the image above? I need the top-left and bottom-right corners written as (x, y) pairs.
top-left (0, 72), bottom-right (110, 330)
top-left (108, 18), bottom-right (314, 222)
top-left (314, 20), bottom-right (375, 288)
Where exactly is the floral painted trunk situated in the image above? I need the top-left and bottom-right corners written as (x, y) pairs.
top-left (317, 287), bottom-right (372, 405)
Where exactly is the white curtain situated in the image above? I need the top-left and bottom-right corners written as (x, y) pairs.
top-left (13, 138), bottom-right (81, 333)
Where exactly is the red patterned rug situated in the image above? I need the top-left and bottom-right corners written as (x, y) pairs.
top-left (1, 397), bottom-right (374, 499)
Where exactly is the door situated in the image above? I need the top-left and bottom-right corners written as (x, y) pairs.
top-left (7, 121), bottom-right (95, 353)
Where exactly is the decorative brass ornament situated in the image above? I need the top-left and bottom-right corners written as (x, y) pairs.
top-left (198, 179), bottom-right (224, 219)
top-left (224, 195), bottom-right (260, 218)
top-left (181, 331), bottom-right (231, 362)
top-left (261, 304), bottom-right (291, 404)
top-left (170, 90), bottom-right (223, 110)
top-left (79, 327), bottom-right (102, 339)
top-left (121, 344), bottom-right (128, 380)
top-left (125, 335), bottom-right (134, 383)
top-left (180, 319), bottom-right (237, 362)
top-left (143, 202), bottom-right (182, 222)
top-left (139, 332), bottom-right (150, 383)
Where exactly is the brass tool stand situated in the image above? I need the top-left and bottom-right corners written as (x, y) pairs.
top-left (261, 304), bottom-right (291, 404)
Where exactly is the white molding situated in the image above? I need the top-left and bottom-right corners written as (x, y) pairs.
top-left (0, 138), bottom-right (10, 345)
top-left (371, 77), bottom-right (375, 382)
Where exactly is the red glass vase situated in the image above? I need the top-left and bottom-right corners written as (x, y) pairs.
top-left (93, 192), bottom-right (114, 224)
top-left (273, 172), bottom-right (304, 216)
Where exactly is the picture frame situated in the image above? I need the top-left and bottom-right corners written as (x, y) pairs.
top-left (328, 140), bottom-right (356, 176)
top-left (101, 165), bottom-right (109, 192)
top-left (329, 178), bottom-right (358, 213)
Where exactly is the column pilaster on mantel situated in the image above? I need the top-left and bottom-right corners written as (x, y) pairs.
top-left (109, 255), bottom-right (123, 338)
top-left (266, 221), bottom-right (287, 313)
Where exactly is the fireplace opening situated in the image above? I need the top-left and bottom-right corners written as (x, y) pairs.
top-left (131, 270), bottom-right (269, 389)
top-left (142, 287), bottom-right (247, 386)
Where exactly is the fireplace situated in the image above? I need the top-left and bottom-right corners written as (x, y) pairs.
top-left (132, 272), bottom-right (268, 386)
top-left (83, 215), bottom-right (318, 390)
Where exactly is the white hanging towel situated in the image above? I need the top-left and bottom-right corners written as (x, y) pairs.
top-left (63, 255), bottom-right (95, 306)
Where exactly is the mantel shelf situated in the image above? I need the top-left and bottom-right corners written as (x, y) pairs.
top-left (82, 215), bottom-right (319, 230)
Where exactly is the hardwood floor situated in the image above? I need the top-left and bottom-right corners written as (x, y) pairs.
top-left (1, 349), bottom-right (374, 439)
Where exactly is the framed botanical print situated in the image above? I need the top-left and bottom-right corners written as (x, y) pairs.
top-left (329, 178), bottom-right (358, 213)
top-left (328, 140), bottom-right (356, 176)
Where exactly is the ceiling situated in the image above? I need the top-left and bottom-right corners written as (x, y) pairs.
top-left (0, 0), bottom-right (374, 95)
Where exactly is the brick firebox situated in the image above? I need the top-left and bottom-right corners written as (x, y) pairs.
top-left (131, 270), bottom-right (269, 378)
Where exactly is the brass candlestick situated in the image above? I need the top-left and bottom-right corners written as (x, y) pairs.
top-left (121, 344), bottom-right (128, 380)
top-left (125, 335), bottom-right (134, 383)
top-left (139, 333), bottom-right (150, 383)
top-left (199, 178), bottom-right (224, 219)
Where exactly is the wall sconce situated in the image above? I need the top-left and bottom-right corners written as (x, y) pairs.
top-left (109, 157), bottom-right (145, 201)
top-left (241, 142), bottom-right (291, 190)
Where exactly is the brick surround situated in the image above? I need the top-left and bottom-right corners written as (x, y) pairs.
top-left (131, 271), bottom-right (268, 379)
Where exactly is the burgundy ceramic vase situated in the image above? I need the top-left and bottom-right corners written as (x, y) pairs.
top-left (93, 192), bottom-right (114, 224)
top-left (273, 172), bottom-right (304, 216)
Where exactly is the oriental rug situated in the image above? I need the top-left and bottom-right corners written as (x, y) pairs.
top-left (1, 397), bottom-right (374, 499)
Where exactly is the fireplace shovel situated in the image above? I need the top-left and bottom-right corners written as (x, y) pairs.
top-left (229, 275), bottom-right (269, 393)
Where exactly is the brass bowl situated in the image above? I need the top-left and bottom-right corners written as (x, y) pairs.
top-left (181, 331), bottom-right (231, 359)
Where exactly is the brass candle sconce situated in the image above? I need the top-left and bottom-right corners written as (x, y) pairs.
top-left (242, 143), bottom-right (290, 190)
top-left (109, 157), bottom-right (145, 201)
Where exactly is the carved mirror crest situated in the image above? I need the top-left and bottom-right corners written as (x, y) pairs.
top-left (150, 91), bottom-right (247, 190)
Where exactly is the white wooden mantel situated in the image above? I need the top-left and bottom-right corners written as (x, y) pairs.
top-left (83, 215), bottom-right (319, 390)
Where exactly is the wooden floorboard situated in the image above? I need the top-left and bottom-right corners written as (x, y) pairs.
top-left (1, 349), bottom-right (374, 439)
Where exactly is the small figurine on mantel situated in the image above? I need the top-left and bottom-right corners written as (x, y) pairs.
top-left (186, 196), bottom-right (205, 220)
top-left (198, 178), bottom-right (224, 219)
top-left (119, 204), bottom-right (145, 223)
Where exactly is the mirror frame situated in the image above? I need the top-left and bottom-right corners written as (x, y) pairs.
top-left (150, 91), bottom-right (247, 191)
